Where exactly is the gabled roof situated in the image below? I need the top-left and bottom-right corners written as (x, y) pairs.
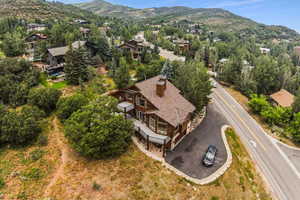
top-left (48, 41), bottom-right (86, 57)
top-left (270, 89), bottom-right (295, 107)
top-left (134, 76), bottom-right (196, 127)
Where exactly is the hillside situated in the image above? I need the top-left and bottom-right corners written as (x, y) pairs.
top-left (0, 0), bottom-right (97, 21)
top-left (76, 0), bottom-right (300, 39)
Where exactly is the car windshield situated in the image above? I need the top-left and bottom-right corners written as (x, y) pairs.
top-left (206, 152), bottom-right (214, 160)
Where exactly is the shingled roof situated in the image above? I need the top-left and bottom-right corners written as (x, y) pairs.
top-left (135, 76), bottom-right (196, 127)
top-left (270, 89), bottom-right (295, 107)
top-left (48, 41), bottom-right (86, 57)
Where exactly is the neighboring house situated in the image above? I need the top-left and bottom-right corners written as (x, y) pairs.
top-left (46, 41), bottom-right (87, 75)
top-left (270, 89), bottom-right (295, 108)
top-left (112, 75), bottom-right (196, 156)
top-left (260, 47), bottom-right (271, 55)
top-left (27, 23), bottom-right (47, 32)
top-left (295, 46), bottom-right (300, 56)
top-left (119, 39), bottom-right (148, 59)
top-left (219, 58), bottom-right (229, 64)
top-left (74, 19), bottom-right (89, 24)
top-left (187, 24), bottom-right (202, 34)
top-left (173, 39), bottom-right (190, 52)
top-left (25, 33), bottom-right (47, 53)
top-left (79, 27), bottom-right (91, 38)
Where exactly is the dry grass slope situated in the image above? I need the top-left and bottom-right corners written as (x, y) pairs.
top-left (0, 116), bottom-right (271, 200)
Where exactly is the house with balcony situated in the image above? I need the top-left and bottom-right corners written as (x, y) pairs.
top-left (112, 75), bottom-right (196, 157)
top-left (119, 39), bottom-right (149, 60)
top-left (46, 41), bottom-right (87, 75)
top-left (27, 23), bottom-right (47, 32)
top-left (25, 33), bottom-right (47, 61)
top-left (173, 39), bottom-right (190, 53)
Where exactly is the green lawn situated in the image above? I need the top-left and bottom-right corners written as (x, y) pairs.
top-left (51, 81), bottom-right (67, 89)
top-left (39, 73), bottom-right (68, 90)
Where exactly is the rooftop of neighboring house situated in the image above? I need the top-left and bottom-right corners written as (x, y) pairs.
top-left (27, 23), bottom-right (47, 28)
top-left (120, 39), bottom-right (149, 49)
top-left (133, 75), bottom-right (196, 127)
top-left (260, 47), bottom-right (271, 53)
top-left (48, 41), bottom-right (86, 57)
top-left (172, 39), bottom-right (189, 44)
top-left (25, 33), bottom-right (47, 41)
top-left (270, 89), bottom-right (295, 107)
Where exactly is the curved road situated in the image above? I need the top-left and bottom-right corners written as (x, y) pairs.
top-left (212, 82), bottom-right (300, 200)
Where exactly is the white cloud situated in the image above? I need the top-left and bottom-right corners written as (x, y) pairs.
top-left (209, 0), bottom-right (264, 8)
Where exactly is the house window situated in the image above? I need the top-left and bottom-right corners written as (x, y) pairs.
top-left (136, 96), bottom-right (146, 107)
top-left (149, 116), bottom-right (156, 131)
top-left (158, 121), bottom-right (168, 135)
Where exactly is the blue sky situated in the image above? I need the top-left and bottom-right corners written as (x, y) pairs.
top-left (60, 0), bottom-right (300, 32)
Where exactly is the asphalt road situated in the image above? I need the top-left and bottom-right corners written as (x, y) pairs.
top-left (212, 82), bottom-right (300, 200)
top-left (165, 103), bottom-right (228, 179)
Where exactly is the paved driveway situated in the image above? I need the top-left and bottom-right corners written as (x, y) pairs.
top-left (165, 102), bottom-right (228, 179)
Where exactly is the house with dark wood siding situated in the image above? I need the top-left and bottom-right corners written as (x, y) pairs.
top-left (112, 75), bottom-right (196, 156)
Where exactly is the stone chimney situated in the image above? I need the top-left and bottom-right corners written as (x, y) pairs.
top-left (156, 76), bottom-right (167, 97)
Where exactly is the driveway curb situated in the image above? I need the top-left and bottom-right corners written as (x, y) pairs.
top-left (132, 125), bottom-right (233, 185)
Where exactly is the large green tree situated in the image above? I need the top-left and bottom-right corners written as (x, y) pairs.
top-left (64, 96), bottom-right (134, 159)
top-left (1, 31), bottom-right (25, 57)
top-left (113, 57), bottom-right (131, 89)
top-left (64, 46), bottom-right (90, 85)
top-left (174, 61), bottom-right (212, 111)
top-left (0, 58), bottom-right (40, 106)
top-left (0, 108), bottom-right (42, 145)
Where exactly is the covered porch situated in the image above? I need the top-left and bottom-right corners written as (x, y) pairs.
top-left (117, 101), bottom-right (170, 157)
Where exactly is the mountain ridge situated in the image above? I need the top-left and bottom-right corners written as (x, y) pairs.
top-left (0, 0), bottom-right (98, 21)
top-left (75, 0), bottom-right (300, 39)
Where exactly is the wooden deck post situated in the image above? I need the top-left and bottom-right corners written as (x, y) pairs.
top-left (163, 139), bottom-right (166, 157)
top-left (124, 107), bottom-right (127, 119)
top-left (138, 127), bottom-right (141, 138)
top-left (147, 135), bottom-right (149, 150)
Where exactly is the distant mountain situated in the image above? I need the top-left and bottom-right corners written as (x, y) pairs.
top-left (0, 0), bottom-right (97, 21)
top-left (76, 0), bottom-right (300, 40)
top-left (76, 0), bottom-right (136, 17)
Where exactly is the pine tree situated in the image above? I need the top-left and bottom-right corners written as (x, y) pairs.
top-left (161, 61), bottom-right (175, 80)
top-left (64, 46), bottom-right (90, 85)
top-left (113, 57), bottom-right (131, 89)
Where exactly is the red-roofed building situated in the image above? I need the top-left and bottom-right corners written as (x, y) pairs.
top-left (270, 89), bottom-right (295, 108)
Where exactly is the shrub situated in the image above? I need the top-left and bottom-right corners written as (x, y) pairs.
top-left (28, 87), bottom-right (62, 113)
top-left (22, 168), bottom-right (43, 180)
top-left (29, 149), bottom-right (45, 161)
top-left (261, 106), bottom-right (292, 126)
top-left (56, 93), bottom-right (88, 122)
top-left (0, 110), bottom-right (42, 145)
top-left (37, 134), bottom-right (48, 146)
top-left (92, 181), bottom-right (101, 191)
top-left (0, 177), bottom-right (5, 189)
top-left (248, 94), bottom-right (270, 114)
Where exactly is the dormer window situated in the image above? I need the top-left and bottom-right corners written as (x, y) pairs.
top-left (136, 96), bottom-right (146, 107)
